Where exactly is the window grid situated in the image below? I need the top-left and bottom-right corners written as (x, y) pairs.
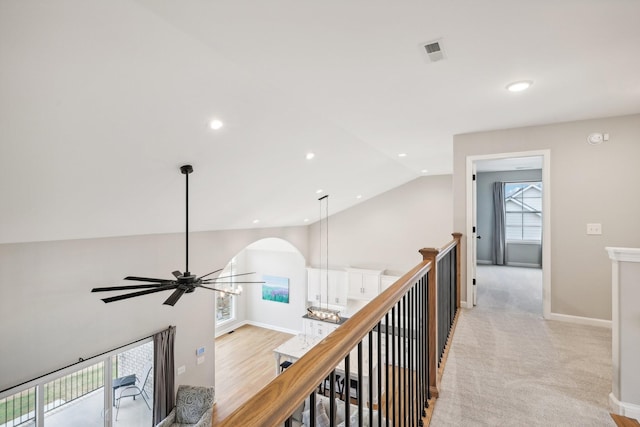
top-left (504, 181), bottom-right (542, 242)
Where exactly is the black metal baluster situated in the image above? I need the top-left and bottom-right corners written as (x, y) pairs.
top-left (310, 392), bottom-right (316, 427)
top-left (385, 312), bottom-right (390, 427)
top-left (358, 341), bottom-right (363, 427)
top-left (377, 321), bottom-right (382, 427)
top-left (416, 278), bottom-right (426, 426)
top-left (345, 353), bottom-right (351, 424)
top-left (426, 273), bottom-right (431, 405)
top-left (401, 293), bottom-right (406, 426)
top-left (391, 305), bottom-right (396, 425)
top-left (329, 370), bottom-right (336, 424)
top-left (368, 330), bottom-right (373, 426)
top-left (410, 286), bottom-right (415, 427)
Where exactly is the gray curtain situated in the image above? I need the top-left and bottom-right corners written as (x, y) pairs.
top-left (153, 325), bottom-right (176, 425)
top-left (492, 182), bottom-right (506, 265)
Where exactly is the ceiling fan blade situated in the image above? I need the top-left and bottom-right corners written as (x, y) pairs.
top-left (201, 281), bottom-right (265, 284)
top-left (199, 284), bottom-right (240, 295)
top-left (100, 284), bottom-right (178, 303)
top-left (163, 288), bottom-right (187, 306)
top-left (124, 276), bottom-right (170, 283)
top-left (172, 270), bottom-right (182, 278)
top-left (205, 272), bottom-right (257, 280)
top-left (197, 268), bottom-right (224, 280)
top-left (92, 284), bottom-right (164, 292)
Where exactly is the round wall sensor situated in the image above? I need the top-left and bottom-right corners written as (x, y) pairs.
top-left (587, 133), bottom-right (603, 145)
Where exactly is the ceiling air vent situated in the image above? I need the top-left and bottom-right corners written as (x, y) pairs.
top-left (423, 39), bottom-right (445, 62)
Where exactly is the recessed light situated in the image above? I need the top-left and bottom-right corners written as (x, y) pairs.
top-left (303, 218), bottom-right (309, 222)
top-left (398, 153), bottom-right (407, 157)
top-left (421, 169), bottom-right (429, 174)
top-left (209, 119), bottom-right (224, 130)
top-left (356, 194), bottom-right (362, 199)
top-left (506, 80), bottom-right (532, 92)
top-left (316, 189), bottom-right (323, 194)
top-left (306, 152), bottom-right (315, 160)
top-left (252, 219), bottom-right (260, 224)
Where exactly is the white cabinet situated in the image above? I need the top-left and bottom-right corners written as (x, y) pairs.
top-left (327, 270), bottom-right (348, 306)
top-left (307, 268), bottom-right (347, 307)
top-left (346, 268), bottom-right (382, 300)
top-left (307, 268), bottom-right (321, 304)
top-left (302, 317), bottom-right (339, 339)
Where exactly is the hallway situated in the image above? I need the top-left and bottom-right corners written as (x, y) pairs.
top-left (430, 265), bottom-right (613, 426)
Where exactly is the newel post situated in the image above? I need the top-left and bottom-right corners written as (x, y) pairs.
top-left (419, 246), bottom-right (440, 398)
top-left (452, 232), bottom-right (463, 309)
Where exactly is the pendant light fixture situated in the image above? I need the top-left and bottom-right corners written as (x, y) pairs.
top-left (307, 194), bottom-right (341, 323)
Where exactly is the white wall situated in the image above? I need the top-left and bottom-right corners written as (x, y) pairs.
top-left (453, 113), bottom-right (640, 320)
top-left (308, 175), bottom-right (454, 276)
top-left (0, 226), bottom-right (307, 393)
top-left (243, 248), bottom-right (306, 333)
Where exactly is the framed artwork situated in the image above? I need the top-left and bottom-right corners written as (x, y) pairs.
top-left (262, 275), bottom-right (290, 304)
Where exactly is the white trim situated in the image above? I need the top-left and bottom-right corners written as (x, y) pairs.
top-left (245, 320), bottom-right (301, 336)
top-left (610, 392), bottom-right (640, 420)
top-left (460, 300), bottom-right (473, 309)
top-left (465, 149), bottom-right (551, 319)
top-left (215, 319), bottom-right (248, 338)
top-left (611, 258), bottom-right (621, 399)
top-left (606, 247), bottom-right (640, 263)
top-left (505, 262), bottom-right (541, 268)
top-left (548, 312), bottom-right (612, 328)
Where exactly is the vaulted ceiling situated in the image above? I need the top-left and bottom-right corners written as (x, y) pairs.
top-left (1, 0), bottom-right (639, 244)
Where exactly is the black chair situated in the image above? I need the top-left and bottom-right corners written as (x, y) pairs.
top-left (319, 373), bottom-right (343, 396)
top-left (115, 363), bottom-right (152, 420)
top-left (280, 360), bottom-right (293, 373)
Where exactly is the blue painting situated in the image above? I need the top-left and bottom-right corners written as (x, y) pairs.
top-left (262, 275), bottom-right (290, 304)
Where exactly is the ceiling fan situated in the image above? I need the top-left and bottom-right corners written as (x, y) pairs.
top-left (91, 164), bottom-right (263, 306)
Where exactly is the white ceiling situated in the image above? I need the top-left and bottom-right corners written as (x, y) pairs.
top-left (1, 0), bottom-right (639, 244)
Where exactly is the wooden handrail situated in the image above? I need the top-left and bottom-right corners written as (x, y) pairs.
top-left (219, 260), bottom-right (432, 426)
top-left (219, 233), bottom-right (462, 426)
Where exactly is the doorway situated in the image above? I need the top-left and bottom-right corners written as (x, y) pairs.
top-left (465, 150), bottom-right (551, 318)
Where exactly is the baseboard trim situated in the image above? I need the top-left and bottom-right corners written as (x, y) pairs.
top-left (460, 300), bottom-right (473, 309)
top-left (610, 392), bottom-right (640, 420)
top-left (245, 320), bottom-right (300, 335)
top-left (215, 320), bottom-right (249, 338)
top-left (476, 260), bottom-right (492, 265)
top-left (549, 312), bottom-right (612, 328)
top-left (505, 262), bottom-right (542, 268)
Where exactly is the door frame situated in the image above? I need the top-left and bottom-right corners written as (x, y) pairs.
top-left (465, 149), bottom-right (551, 319)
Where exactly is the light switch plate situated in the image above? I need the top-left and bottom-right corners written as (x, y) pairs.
top-left (197, 356), bottom-right (205, 365)
top-left (177, 365), bottom-right (186, 375)
top-left (586, 223), bottom-right (602, 235)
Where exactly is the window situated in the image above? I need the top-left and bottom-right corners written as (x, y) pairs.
top-left (0, 340), bottom-right (153, 427)
top-left (504, 181), bottom-right (542, 241)
top-left (216, 258), bottom-right (237, 325)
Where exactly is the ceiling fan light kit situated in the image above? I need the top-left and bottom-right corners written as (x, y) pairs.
top-left (91, 164), bottom-right (263, 306)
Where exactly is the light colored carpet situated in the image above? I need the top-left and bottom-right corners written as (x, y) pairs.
top-left (430, 265), bottom-right (613, 427)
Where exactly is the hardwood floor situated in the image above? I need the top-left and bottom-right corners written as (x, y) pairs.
top-left (210, 324), bottom-right (437, 425)
top-left (212, 324), bottom-right (294, 424)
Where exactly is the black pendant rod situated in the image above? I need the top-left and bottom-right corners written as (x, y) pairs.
top-left (181, 165), bottom-right (193, 276)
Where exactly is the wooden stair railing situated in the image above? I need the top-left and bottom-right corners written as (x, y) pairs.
top-left (218, 233), bottom-right (462, 426)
